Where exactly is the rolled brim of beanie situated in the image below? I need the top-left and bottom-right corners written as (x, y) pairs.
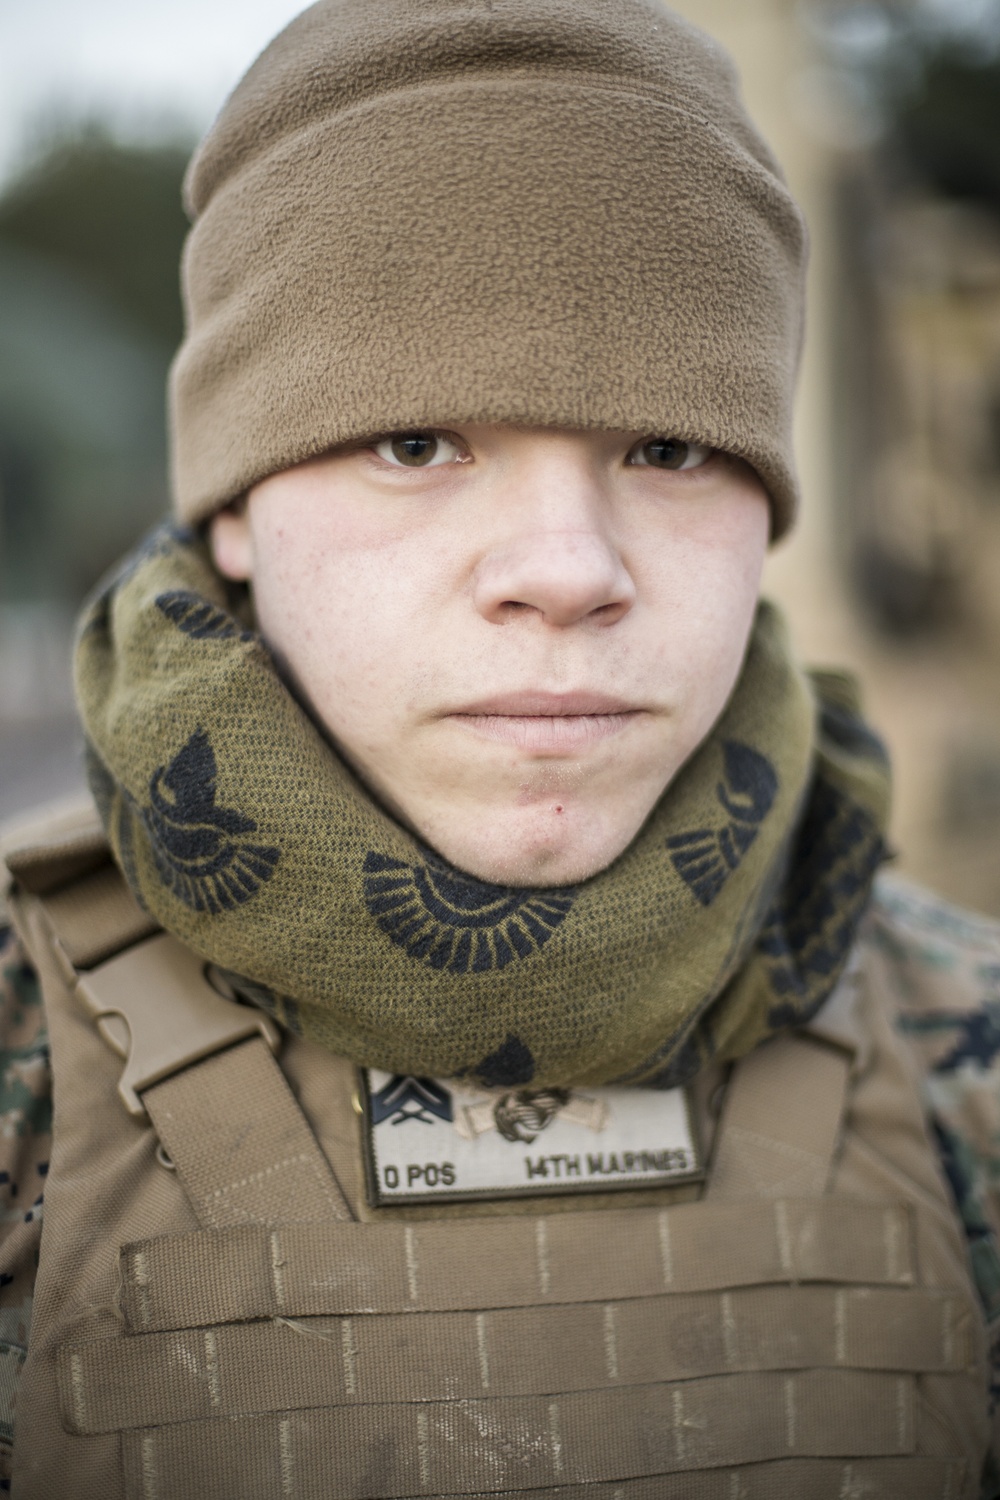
top-left (171, 78), bottom-right (805, 537)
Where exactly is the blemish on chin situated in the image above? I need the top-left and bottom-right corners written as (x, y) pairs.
top-left (515, 767), bottom-right (583, 809)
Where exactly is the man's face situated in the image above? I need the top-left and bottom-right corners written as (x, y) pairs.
top-left (210, 425), bottom-right (770, 886)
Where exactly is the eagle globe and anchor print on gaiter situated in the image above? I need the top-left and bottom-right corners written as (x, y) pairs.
top-left (666, 740), bottom-right (778, 907)
top-left (362, 847), bottom-right (577, 976)
top-left (142, 728), bottom-right (280, 913)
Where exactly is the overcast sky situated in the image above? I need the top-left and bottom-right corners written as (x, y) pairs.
top-left (0, 0), bottom-right (308, 186)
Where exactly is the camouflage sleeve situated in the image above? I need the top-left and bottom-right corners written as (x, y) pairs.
top-left (869, 871), bottom-right (1000, 1493)
top-left (0, 921), bottom-right (51, 1490)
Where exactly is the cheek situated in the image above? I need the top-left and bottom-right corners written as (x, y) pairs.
top-left (685, 536), bottom-right (766, 647)
top-left (247, 495), bottom-right (436, 730)
top-left (643, 494), bottom-right (769, 711)
top-left (249, 507), bottom-right (369, 688)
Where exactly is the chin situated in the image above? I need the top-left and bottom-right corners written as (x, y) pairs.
top-left (434, 814), bottom-right (633, 890)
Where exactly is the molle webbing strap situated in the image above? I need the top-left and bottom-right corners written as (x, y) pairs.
top-left (121, 1453), bottom-right (965, 1500)
top-left (116, 1372), bottom-right (917, 1498)
top-left (32, 859), bottom-right (352, 1227)
top-left (115, 1199), bottom-right (915, 1333)
top-left (366, 1469), bottom-right (963, 1500)
top-left (707, 1033), bottom-right (852, 1200)
top-left (59, 1284), bottom-right (969, 1433)
top-left (0, 794), bottom-right (112, 897)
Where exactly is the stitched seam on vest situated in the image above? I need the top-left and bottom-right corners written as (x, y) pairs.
top-left (671, 1386), bottom-right (686, 1462)
top-left (271, 1230), bottom-right (287, 1309)
top-left (210, 1152), bottom-right (327, 1201)
top-left (129, 1248), bottom-right (152, 1329)
top-left (68, 1351), bottom-right (87, 1431)
top-left (536, 1219), bottom-right (552, 1296)
top-left (721, 1292), bottom-right (738, 1368)
top-left (882, 1207), bottom-right (906, 1283)
top-left (404, 1227), bottom-right (420, 1303)
top-left (204, 1330), bottom-right (221, 1409)
top-left (658, 1210), bottom-right (674, 1285)
top-left (549, 1400), bottom-right (564, 1474)
top-left (341, 1317), bottom-right (358, 1396)
top-left (941, 1299), bottom-right (954, 1368)
top-left (279, 1416), bottom-right (294, 1495)
top-left (603, 1304), bottom-right (619, 1381)
top-left (834, 1289), bottom-right (847, 1364)
top-left (475, 1313), bottom-right (490, 1392)
top-left (784, 1376), bottom-right (796, 1448)
top-left (415, 1407), bottom-right (431, 1491)
top-left (774, 1201), bottom-right (794, 1275)
top-left (141, 1433), bottom-right (158, 1500)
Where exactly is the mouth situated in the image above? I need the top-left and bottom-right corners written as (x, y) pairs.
top-left (445, 691), bottom-right (644, 753)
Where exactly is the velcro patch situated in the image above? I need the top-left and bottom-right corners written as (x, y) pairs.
top-left (361, 1070), bottom-right (701, 1205)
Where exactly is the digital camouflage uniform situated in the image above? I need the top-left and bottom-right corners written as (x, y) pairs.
top-left (0, 917), bottom-right (51, 1491)
top-left (869, 878), bottom-right (1000, 1445)
top-left (0, 870), bottom-right (998, 1492)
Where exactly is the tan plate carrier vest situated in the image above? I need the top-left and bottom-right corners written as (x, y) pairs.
top-left (1, 799), bottom-right (990, 1500)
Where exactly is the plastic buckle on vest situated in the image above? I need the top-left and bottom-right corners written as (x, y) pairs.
top-left (73, 931), bottom-right (281, 1120)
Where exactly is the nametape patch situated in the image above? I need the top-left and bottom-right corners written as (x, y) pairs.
top-left (360, 1070), bottom-right (702, 1205)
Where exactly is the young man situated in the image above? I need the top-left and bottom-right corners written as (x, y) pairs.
top-left (1, 0), bottom-right (997, 1494)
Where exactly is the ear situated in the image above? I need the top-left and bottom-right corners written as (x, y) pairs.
top-left (208, 502), bottom-right (253, 580)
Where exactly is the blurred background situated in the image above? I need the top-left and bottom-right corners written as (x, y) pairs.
top-left (1, 0), bottom-right (999, 913)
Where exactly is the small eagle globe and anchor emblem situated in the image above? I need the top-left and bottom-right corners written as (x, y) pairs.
top-left (369, 1073), bottom-right (570, 1144)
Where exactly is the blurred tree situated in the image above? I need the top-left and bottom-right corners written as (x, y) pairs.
top-left (813, 0), bottom-right (1000, 210)
top-left (0, 125), bottom-right (191, 350)
top-left (893, 50), bottom-right (1000, 209)
top-left (0, 126), bottom-right (193, 607)
top-left (814, 0), bottom-right (1000, 633)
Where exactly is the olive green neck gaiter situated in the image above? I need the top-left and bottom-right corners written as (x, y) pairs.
top-left (75, 524), bottom-right (890, 1089)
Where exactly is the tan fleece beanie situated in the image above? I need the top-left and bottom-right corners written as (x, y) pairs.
top-left (170, 0), bottom-right (807, 536)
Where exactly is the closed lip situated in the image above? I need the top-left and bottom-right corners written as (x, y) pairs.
top-left (447, 691), bottom-right (640, 717)
top-left (443, 692), bottom-right (644, 753)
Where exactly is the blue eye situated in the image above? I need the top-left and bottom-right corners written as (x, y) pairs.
top-left (375, 432), bottom-right (462, 468)
top-left (630, 438), bottom-right (712, 471)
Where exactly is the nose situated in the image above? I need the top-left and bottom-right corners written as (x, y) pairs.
top-left (473, 523), bottom-right (636, 629)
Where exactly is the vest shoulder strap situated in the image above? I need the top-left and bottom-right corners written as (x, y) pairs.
top-left (1, 793), bottom-right (109, 897)
top-left (707, 1032), bottom-right (852, 1201)
top-left (6, 804), bottom-right (352, 1226)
